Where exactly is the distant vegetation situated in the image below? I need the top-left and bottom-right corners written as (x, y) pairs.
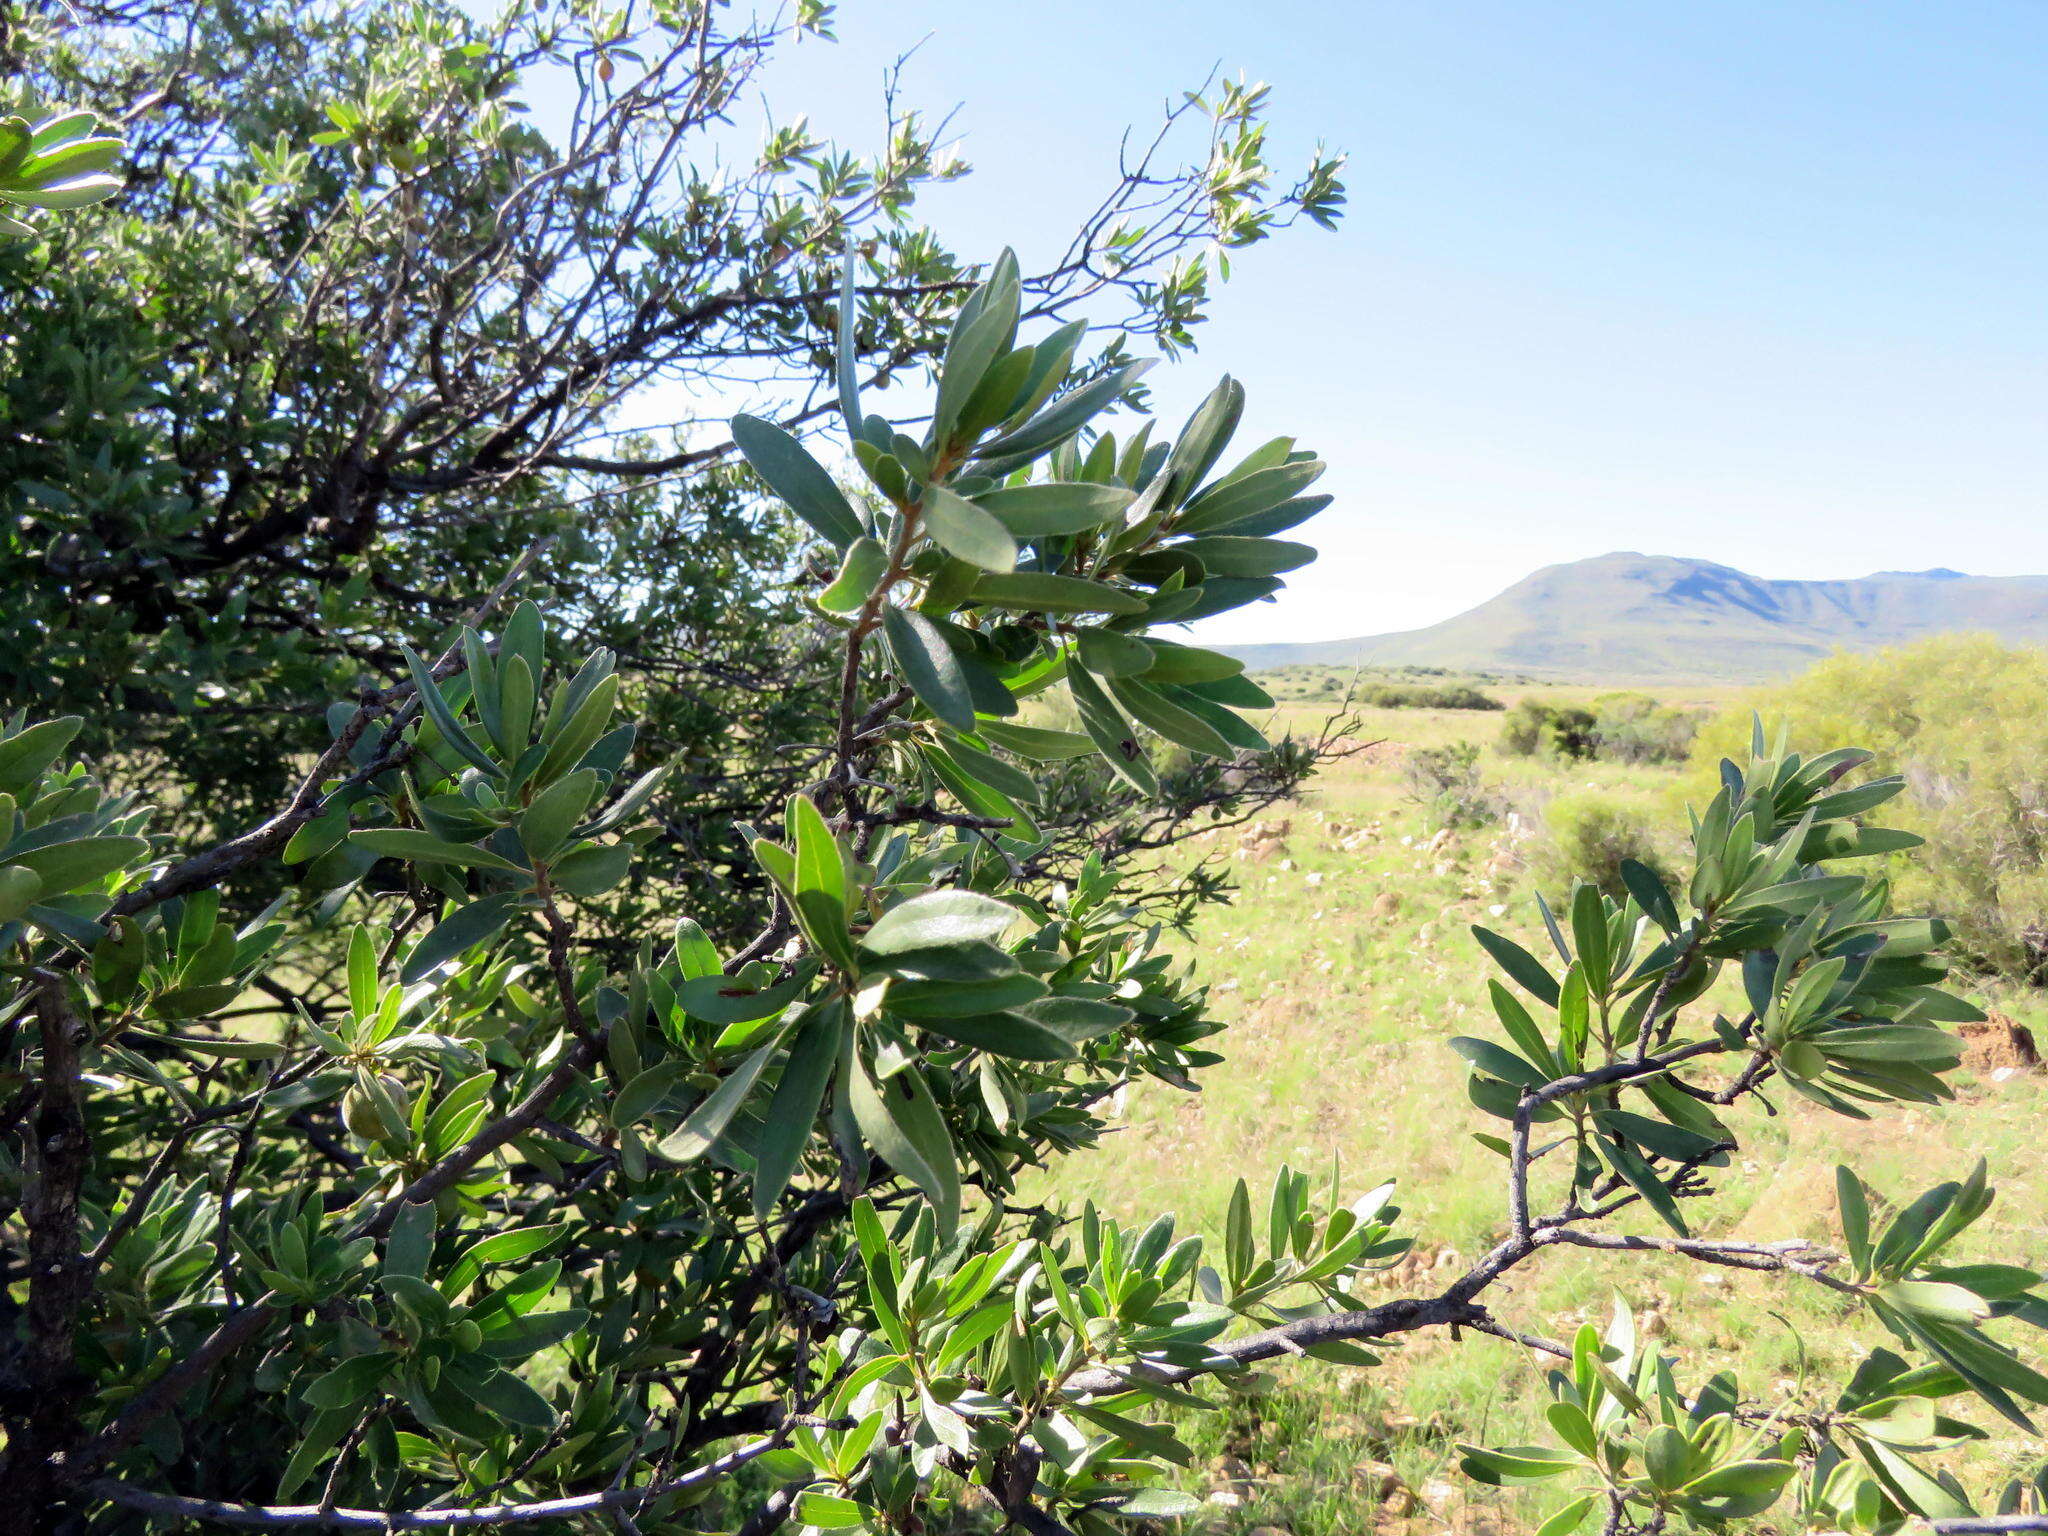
top-left (1500, 690), bottom-right (1702, 765)
top-left (1693, 634), bottom-right (2048, 984)
top-left (1256, 663), bottom-right (1507, 709)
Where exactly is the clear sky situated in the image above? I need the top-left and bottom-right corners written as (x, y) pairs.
top-left (685, 1), bottom-right (2048, 645)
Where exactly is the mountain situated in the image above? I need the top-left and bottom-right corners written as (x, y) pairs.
top-left (1225, 553), bottom-right (2048, 682)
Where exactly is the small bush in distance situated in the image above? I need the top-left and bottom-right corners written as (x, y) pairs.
top-left (1530, 786), bottom-right (1675, 901)
top-left (1501, 696), bottom-right (1598, 758)
top-left (1404, 738), bottom-right (1502, 829)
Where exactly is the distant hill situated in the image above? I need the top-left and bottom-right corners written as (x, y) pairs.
top-left (1226, 553), bottom-right (2048, 682)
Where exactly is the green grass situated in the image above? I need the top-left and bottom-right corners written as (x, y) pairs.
top-left (1036, 690), bottom-right (2048, 1534)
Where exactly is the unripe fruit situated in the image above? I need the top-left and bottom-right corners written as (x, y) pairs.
top-left (344, 1072), bottom-right (411, 1144)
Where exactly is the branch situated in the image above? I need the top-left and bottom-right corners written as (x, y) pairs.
top-left (90, 1429), bottom-right (789, 1530)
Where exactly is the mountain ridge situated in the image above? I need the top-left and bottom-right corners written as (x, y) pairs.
top-left (1223, 553), bottom-right (2048, 682)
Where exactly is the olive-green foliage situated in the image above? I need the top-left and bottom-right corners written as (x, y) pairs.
top-left (1692, 635), bottom-right (2048, 981)
top-left (0, 0), bottom-right (1339, 936)
top-left (1530, 787), bottom-right (1673, 902)
top-left (1590, 690), bottom-right (1702, 765)
top-left (1403, 739), bottom-right (1501, 829)
top-left (1356, 681), bottom-right (1502, 711)
top-left (1500, 697), bottom-right (1598, 759)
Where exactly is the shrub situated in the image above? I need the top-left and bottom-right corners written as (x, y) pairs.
top-left (1591, 690), bottom-right (1702, 765)
top-left (1403, 739), bottom-right (1502, 828)
top-left (1692, 636), bottom-right (2048, 982)
top-left (1529, 787), bottom-right (1674, 901)
top-left (1357, 681), bottom-right (1504, 710)
top-left (1500, 697), bottom-right (1599, 758)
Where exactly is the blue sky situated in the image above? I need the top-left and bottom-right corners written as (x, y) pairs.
top-left (672, 1), bottom-right (2048, 644)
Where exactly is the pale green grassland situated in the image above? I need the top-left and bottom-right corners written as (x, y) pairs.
top-left (1044, 686), bottom-right (2048, 1535)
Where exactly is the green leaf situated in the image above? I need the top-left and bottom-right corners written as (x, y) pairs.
top-left (835, 245), bottom-right (863, 443)
top-left (1109, 1489), bottom-right (1204, 1519)
top-left (933, 249), bottom-right (1019, 443)
top-left (1173, 536), bottom-right (1315, 577)
top-left (655, 1037), bottom-right (780, 1163)
top-left (7, 835), bottom-right (147, 896)
top-left (730, 414), bottom-right (863, 548)
top-left (1682, 1458), bottom-right (1798, 1502)
top-left (1107, 675), bottom-right (1237, 758)
top-left (1066, 663), bottom-right (1156, 796)
top-left (794, 1492), bottom-right (872, 1531)
top-left (974, 481), bottom-right (1133, 535)
top-left (1879, 1280), bottom-right (1993, 1324)
top-left (1598, 1136), bottom-right (1690, 1236)
top-left (301, 1352), bottom-right (395, 1410)
top-left (1457, 1443), bottom-right (1578, 1485)
top-left (1174, 458), bottom-right (1328, 533)
top-left (519, 768), bottom-right (599, 861)
top-left (861, 890), bottom-right (1017, 956)
top-left (676, 969), bottom-right (809, 1025)
top-left (905, 1009), bottom-right (1075, 1061)
top-left (1075, 627), bottom-right (1156, 678)
top-left (922, 485), bottom-right (1018, 572)
top-left (1448, 1035), bottom-right (1549, 1089)
top-left (610, 1060), bottom-right (691, 1128)
top-left (1544, 1401), bottom-right (1598, 1458)
top-left (402, 893), bottom-right (524, 984)
top-left (752, 998), bottom-right (845, 1218)
top-left (850, 1052), bottom-right (960, 1240)
top-left (973, 361), bottom-right (1153, 465)
top-left (820, 537), bottom-right (888, 613)
top-left (1158, 376), bottom-right (1245, 505)
top-left (402, 643), bottom-right (498, 775)
top-left (886, 973), bottom-right (1050, 1019)
top-left (0, 716), bottom-right (81, 793)
top-left (882, 605), bottom-right (976, 731)
top-left (352, 828), bottom-right (526, 875)
top-left (347, 926), bottom-right (378, 1020)
top-left (384, 1201), bottom-right (436, 1279)
top-left (534, 673), bottom-right (620, 786)
top-left (1472, 926), bottom-right (1562, 1007)
top-left (1642, 1423), bottom-right (1697, 1490)
top-left (1140, 640), bottom-right (1244, 684)
top-left (976, 721), bottom-right (1096, 761)
top-left (966, 571), bottom-right (1149, 616)
top-left (1534, 1494), bottom-right (1597, 1536)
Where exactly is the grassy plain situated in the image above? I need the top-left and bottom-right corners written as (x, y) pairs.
top-left (1046, 682), bottom-right (2048, 1535)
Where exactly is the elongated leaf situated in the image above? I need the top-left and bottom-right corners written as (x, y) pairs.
top-left (966, 571), bottom-right (1148, 616)
top-left (836, 246), bottom-right (863, 442)
top-left (850, 1052), bottom-right (961, 1239)
top-left (922, 486), bottom-right (1017, 572)
top-left (655, 1037), bottom-right (780, 1163)
top-left (402, 893), bottom-right (525, 984)
top-left (520, 768), bottom-right (598, 861)
top-left (861, 890), bottom-right (1017, 955)
top-left (753, 998), bottom-right (845, 1217)
top-left (973, 481), bottom-right (1133, 535)
top-left (402, 643), bottom-right (498, 775)
top-left (1173, 535), bottom-right (1315, 577)
top-left (1174, 458), bottom-right (1327, 533)
top-left (1472, 926), bottom-right (1562, 1007)
top-left (977, 721), bottom-right (1096, 760)
top-left (1067, 663), bottom-right (1156, 795)
top-left (1108, 675), bottom-right (1236, 758)
top-left (730, 414), bottom-right (863, 548)
top-left (352, 828), bottom-right (526, 874)
top-left (882, 606), bottom-right (976, 731)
